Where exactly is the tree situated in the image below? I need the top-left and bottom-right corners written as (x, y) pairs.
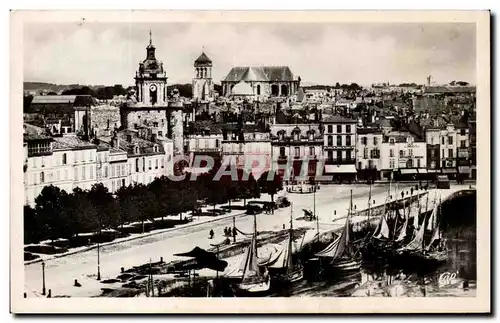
top-left (88, 183), bottom-right (117, 230)
top-left (116, 185), bottom-right (139, 227)
top-left (335, 82), bottom-right (341, 89)
top-left (24, 205), bottom-right (41, 244)
top-left (34, 185), bottom-right (70, 243)
top-left (67, 187), bottom-right (99, 235)
top-left (257, 171), bottom-right (283, 203)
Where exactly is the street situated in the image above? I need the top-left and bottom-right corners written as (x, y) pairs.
top-left (24, 183), bottom-right (469, 298)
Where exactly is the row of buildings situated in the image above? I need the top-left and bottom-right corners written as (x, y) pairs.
top-left (24, 32), bottom-right (476, 206)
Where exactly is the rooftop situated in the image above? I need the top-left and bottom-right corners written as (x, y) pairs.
top-left (52, 135), bottom-right (97, 150)
top-left (322, 115), bottom-right (357, 124)
top-left (194, 52), bottom-right (212, 65)
top-left (31, 95), bottom-right (97, 106)
top-left (223, 66), bottom-right (295, 82)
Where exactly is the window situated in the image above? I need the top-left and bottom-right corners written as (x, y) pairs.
top-left (309, 131), bottom-right (314, 141)
top-left (389, 138), bottom-right (395, 145)
top-left (442, 149), bottom-right (445, 158)
top-left (155, 159), bottom-right (159, 169)
top-left (431, 161), bottom-right (436, 169)
top-left (346, 125), bottom-right (351, 133)
top-left (122, 179), bottom-right (126, 188)
top-left (154, 145), bottom-right (158, 153)
top-left (337, 125), bottom-right (342, 133)
top-left (337, 136), bottom-right (342, 146)
top-left (373, 137), bottom-right (378, 145)
top-left (368, 160), bottom-right (374, 169)
top-left (309, 147), bottom-right (315, 156)
top-left (90, 166), bottom-right (93, 179)
top-left (389, 149), bottom-right (394, 157)
top-left (407, 159), bottom-right (413, 168)
top-left (153, 122), bottom-right (158, 128)
top-left (460, 129), bottom-right (466, 136)
top-left (442, 160), bottom-right (446, 168)
top-left (345, 151), bottom-right (351, 162)
top-left (149, 160), bottom-right (152, 170)
top-left (143, 158), bottom-right (146, 172)
top-left (327, 125), bottom-right (333, 133)
top-left (399, 150), bottom-right (404, 157)
top-left (161, 158), bottom-right (165, 168)
top-left (158, 131), bottom-right (163, 137)
top-left (74, 168), bottom-right (78, 181)
top-left (448, 136), bottom-right (453, 145)
top-left (62, 153), bottom-right (67, 165)
top-left (431, 150), bottom-right (435, 158)
top-left (417, 159), bottom-right (421, 168)
top-left (279, 147), bottom-right (286, 158)
top-left (294, 147), bottom-right (300, 157)
top-left (363, 148), bottom-right (368, 159)
top-left (293, 131), bottom-right (299, 141)
top-left (448, 149), bottom-right (454, 158)
top-left (104, 166), bottom-right (108, 177)
top-left (326, 135), bottom-right (333, 146)
top-left (111, 165), bottom-right (115, 177)
top-left (362, 137), bottom-right (367, 145)
top-left (409, 149), bottom-right (413, 157)
top-left (442, 137), bottom-right (445, 145)
top-left (328, 151), bottom-right (333, 161)
top-left (460, 140), bottom-right (466, 148)
top-left (136, 158), bottom-right (139, 172)
top-left (256, 85), bottom-right (261, 95)
top-left (40, 172), bottom-right (45, 183)
top-left (431, 137), bottom-right (434, 145)
top-left (278, 132), bottom-right (284, 141)
top-left (82, 167), bottom-right (86, 180)
top-left (346, 136), bottom-right (351, 146)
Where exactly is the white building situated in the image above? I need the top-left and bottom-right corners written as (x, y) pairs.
top-left (380, 131), bottom-right (427, 180)
top-left (356, 128), bottom-right (383, 178)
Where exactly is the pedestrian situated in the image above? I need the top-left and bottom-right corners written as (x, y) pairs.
top-left (209, 229), bottom-right (214, 239)
top-left (232, 227), bottom-right (237, 238)
top-left (223, 227), bottom-right (227, 236)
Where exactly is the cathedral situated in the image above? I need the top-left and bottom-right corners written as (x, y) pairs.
top-left (120, 32), bottom-right (185, 155)
top-left (221, 66), bottom-right (301, 100)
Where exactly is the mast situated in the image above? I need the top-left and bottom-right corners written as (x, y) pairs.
top-left (314, 182), bottom-right (319, 243)
top-left (392, 183), bottom-right (399, 240)
top-left (367, 181), bottom-right (372, 229)
top-left (253, 213), bottom-right (258, 258)
top-left (287, 202), bottom-right (294, 272)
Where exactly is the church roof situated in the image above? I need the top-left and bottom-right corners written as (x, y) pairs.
top-left (223, 66), bottom-right (294, 82)
top-left (195, 52), bottom-right (212, 65)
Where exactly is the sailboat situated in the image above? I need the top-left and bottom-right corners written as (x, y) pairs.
top-left (315, 190), bottom-right (361, 273)
top-left (262, 203), bottom-right (304, 284)
top-left (227, 214), bottom-right (271, 295)
top-left (397, 195), bottom-right (448, 263)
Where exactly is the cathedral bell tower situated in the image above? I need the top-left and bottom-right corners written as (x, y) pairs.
top-left (192, 50), bottom-right (213, 102)
top-left (135, 31), bottom-right (168, 106)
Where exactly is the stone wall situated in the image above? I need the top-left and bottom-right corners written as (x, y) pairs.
top-left (91, 106), bottom-right (121, 136)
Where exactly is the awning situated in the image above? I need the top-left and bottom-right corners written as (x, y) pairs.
top-left (417, 169), bottom-right (428, 174)
top-left (175, 247), bottom-right (228, 272)
top-left (324, 164), bottom-right (357, 174)
top-left (400, 169), bottom-right (418, 175)
top-left (458, 166), bottom-right (471, 174)
top-left (442, 169), bottom-right (456, 174)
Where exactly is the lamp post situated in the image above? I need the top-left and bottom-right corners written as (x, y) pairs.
top-left (97, 221), bottom-right (101, 281)
top-left (41, 262), bottom-right (46, 296)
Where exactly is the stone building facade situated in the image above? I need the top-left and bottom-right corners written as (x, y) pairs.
top-left (192, 52), bottom-right (214, 102)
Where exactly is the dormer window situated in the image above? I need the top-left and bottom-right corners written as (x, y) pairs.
top-left (308, 131), bottom-right (314, 141)
top-left (153, 145), bottom-right (158, 153)
top-left (134, 146), bottom-right (139, 154)
top-left (389, 138), bottom-right (395, 145)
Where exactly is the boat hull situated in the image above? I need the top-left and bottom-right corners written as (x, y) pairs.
top-left (235, 279), bottom-right (271, 296)
top-left (332, 258), bottom-right (362, 272)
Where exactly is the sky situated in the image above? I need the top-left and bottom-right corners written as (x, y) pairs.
top-left (23, 22), bottom-right (476, 87)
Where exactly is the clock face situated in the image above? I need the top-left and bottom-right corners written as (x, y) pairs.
top-left (150, 84), bottom-right (157, 92)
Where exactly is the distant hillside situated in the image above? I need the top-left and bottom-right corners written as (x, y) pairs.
top-left (24, 82), bottom-right (109, 95)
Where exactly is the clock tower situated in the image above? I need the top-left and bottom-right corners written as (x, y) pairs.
top-left (135, 31), bottom-right (168, 106)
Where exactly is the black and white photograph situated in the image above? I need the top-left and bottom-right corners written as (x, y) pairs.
top-left (10, 10), bottom-right (490, 313)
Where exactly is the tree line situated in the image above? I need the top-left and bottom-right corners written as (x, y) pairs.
top-left (24, 169), bottom-right (283, 245)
